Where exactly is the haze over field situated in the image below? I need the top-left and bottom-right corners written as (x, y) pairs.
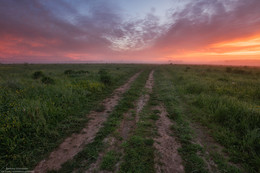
top-left (0, 0), bottom-right (260, 65)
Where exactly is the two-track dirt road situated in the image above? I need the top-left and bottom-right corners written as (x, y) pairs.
top-left (34, 72), bottom-right (140, 173)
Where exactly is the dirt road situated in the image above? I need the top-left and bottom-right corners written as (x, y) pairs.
top-left (33, 72), bottom-right (140, 173)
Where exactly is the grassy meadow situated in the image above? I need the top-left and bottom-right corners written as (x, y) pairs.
top-left (0, 64), bottom-right (142, 168)
top-left (155, 65), bottom-right (260, 172)
top-left (0, 64), bottom-right (259, 172)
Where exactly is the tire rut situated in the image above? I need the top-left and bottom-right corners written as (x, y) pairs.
top-left (86, 70), bottom-right (154, 173)
top-left (33, 72), bottom-right (141, 173)
top-left (153, 104), bottom-right (184, 173)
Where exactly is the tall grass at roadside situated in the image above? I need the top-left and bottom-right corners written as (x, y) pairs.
top-left (166, 65), bottom-right (260, 172)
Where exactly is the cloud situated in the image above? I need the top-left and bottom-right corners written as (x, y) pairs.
top-left (152, 0), bottom-right (260, 55)
top-left (105, 13), bottom-right (164, 51)
top-left (0, 0), bottom-right (260, 63)
top-left (0, 0), bottom-right (124, 61)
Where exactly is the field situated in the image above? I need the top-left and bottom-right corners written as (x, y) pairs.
top-left (0, 64), bottom-right (259, 173)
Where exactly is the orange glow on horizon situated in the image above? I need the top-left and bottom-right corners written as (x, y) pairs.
top-left (164, 34), bottom-right (260, 64)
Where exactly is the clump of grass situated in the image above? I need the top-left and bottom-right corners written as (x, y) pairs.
top-left (120, 136), bottom-right (154, 173)
top-left (32, 71), bottom-right (44, 79)
top-left (149, 114), bottom-right (159, 120)
top-left (64, 69), bottom-right (89, 75)
top-left (41, 76), bottom-right (55, 84)
top-left (64, 69), bottom-right (73, 75)
top-left (210, 152), bottom-right (241, 173)
top-left (95, 104), bottom-right (105, 112)
top-left (100, 150), bottom-right (120, 171)
top-left (185, 83), bottom-right (205, 94)
top-left (99, 69), bottom-right (112, 85)
top-left (218, 77), bottom-right (229, 82)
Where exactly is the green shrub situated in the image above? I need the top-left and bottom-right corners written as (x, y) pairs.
top-left (185, 83), bottom-right (205, 94)
top-left (100, 150), bottom-right (120, 171)
top-left (32, 71), bottom-right (44, 79)
top-left (41, 76), bottom-right (55, 84)
top-left (98, 68), bottom-right (107, 74)
top-left (64, 69), bottom-right (74, 75)
top-left (76, 70), bottom-right (89, 74)
top-left (64, 70), bottom-right (89, 75)
top-left (99, 69), bottom-right (112, 85)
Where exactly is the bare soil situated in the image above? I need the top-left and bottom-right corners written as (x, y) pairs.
top-left (33, 72), bottom-right (140, 173)
top-left (86, 70), bottom-right (154, 173)
top-left (153, 104), bottom-right (184, 173)
top-left (135, 70), bottom-right (153, 122)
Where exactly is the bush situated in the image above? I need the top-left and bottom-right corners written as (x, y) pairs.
top-left (98, 68), bottom-right (107, 75)
top-left (77, 70), bottom-right (89, 74)
top-left (41, 76), bottom-right (55, 84)
top-left (100, 73), bottom-right (112, 85)
top-left (185, 83), bottom-right (205, 94)
top-left (32, 71), bottom-right (44, 79)
top-left (64, 70), bottom-right (89, 75)
top-left (99, 69), bottom-right (112, 85)
top-left (64, 69), bottom-right (74, 75)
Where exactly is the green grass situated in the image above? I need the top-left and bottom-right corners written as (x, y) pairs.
top-left (155, 65), bottom-right (260, 173)
top-left (100, 150), bottom-right (121, 171)
top-left (0, 64), bottom-right (142, 169)
top-left (119, 94), bottom-right (160, 173)
top-left (58, 69), bottom-right (151, 172)
top-left (210, 152), bottom-right (240, 173)
top-left (1, 64), bottom-right (259, 172)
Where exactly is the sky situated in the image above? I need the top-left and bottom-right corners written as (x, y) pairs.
top-left (0, 0), bottom-right (260, 65)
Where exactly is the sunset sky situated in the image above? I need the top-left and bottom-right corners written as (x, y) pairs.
top-left (1, 0), bottom-right (260, 65)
